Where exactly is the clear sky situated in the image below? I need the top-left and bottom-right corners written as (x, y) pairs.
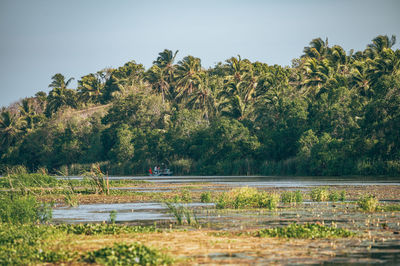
top-left (0, 0), bottom-right (399, 108)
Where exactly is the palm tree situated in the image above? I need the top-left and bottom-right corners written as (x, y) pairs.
top-left (301, 58), bottom-right (334, 97)
top-left (154, 49), bottom-right (179, 71)
top-left (46, 87), bottom-right (77, 116)
top-left (78, 72), bottom-right (105, 103)
top-left (219, 57), bottom-right (257, 120)
top-left (0, 110), bottom-right (24, 147)
top-left (302, 38), bottom-right (330, 60)
top-left (365, 35), bottom-right (396, 59)
top-left (49, 73), bottom-right (74, 89)
top-left (19, 98), bottom-right (41, 131)
top-left (350, 60), bottom-right (371, 98)
top-left (175, 56), bottom-right (202, 102)
top-left (186, 73), bottom-right (216, 120)
top-left (145, 65), bottom-right (170, 103)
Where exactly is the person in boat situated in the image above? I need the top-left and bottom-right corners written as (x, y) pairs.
top-left (149, 167), bottom-right (153, 175)
top-left (154, 166), bottom-right (158, 174)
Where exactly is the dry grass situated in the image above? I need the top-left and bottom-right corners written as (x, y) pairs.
top-left (51, 229), bottom-right (365, 265)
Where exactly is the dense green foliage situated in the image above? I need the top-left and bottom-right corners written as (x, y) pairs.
top-left (57, 223), bottom-right (161, 235)
top-left (0, 223), bottom-right (68, 265)
top-left (1, 35), bottom-right (399, 176)
top-left (82, 242), bottom-right (173, 265)
top-left (357, 194), bottom-right (379, 212)
top-left (256, 223), bottom-right (355, 238)
top-left (281, 191), bottom-right (303, 204)
top-left (0, 194), bottom-right (52, 223)
top-left (216, 187), bottom-right (279, 209)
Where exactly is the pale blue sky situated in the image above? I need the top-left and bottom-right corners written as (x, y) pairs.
top-left (0, 0), bottom-right (399, 107)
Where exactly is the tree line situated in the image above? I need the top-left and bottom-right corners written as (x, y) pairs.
top-left (1, 35), bottom-right (399, 176)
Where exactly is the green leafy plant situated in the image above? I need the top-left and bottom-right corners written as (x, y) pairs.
top-left (109, 210), bottom-right (117, 224)
top-left (281, 191), bottom-right (303, 204)
top-left (216, 187), bottom-right (278, 210)
top-left (256, 223), bottom-right (355, 239)
top-left (57, 223), bottom-right (160, 235)
top-left (310, 187), bottom-right (329, 202)
top-left (165, 202), bottom-right (197, 225)
top-left (339, 190), bottom-right (346, 201)
top-left (357, 194), bottom-right (379, 212)
top-left (64, 191), bottom-right (79, 207)
top-left (0, 223), bottom-right (73, 264)
top-left (82, 242), bottom-right (173, 265)
top-left (328, 191), bottom-right (340, 202)
top-left (200, 191), bottom-right (212, 203)
top-left (0, 194), bottom-right (52, 223)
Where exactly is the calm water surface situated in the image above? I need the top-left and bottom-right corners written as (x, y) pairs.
top-left (64, 175), bottom-right (400, 187)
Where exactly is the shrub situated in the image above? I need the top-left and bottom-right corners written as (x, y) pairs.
top-left (328, 191), bottom-right (340, 202)
top-left (200, 191), bottom-right (212, 203)
top-left (339, 190), bottom-right (346, 201)
top-left (82, 242), bottom-right (173, 265)
top-left (256, 223), bottom-right (354, 239)
top-left (57, 224), bottom-right (160, 235)
top-left (281, 191), bottom-right (303, 204)
top-left (0, 223), bottom-right (72, 264)
top-left (0, 194), bottom-right (52, 223)
top-left (216, 187), bottom-right (278, 210)
top-left (180, 189), bottom-right (192, 203)
top-left (310, 187), bottom-right (329, 202)
top-left (357, 195), bottom-right (379, 212)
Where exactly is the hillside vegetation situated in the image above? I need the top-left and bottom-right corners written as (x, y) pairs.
top-left (1, 35), bottom-right (399, 176)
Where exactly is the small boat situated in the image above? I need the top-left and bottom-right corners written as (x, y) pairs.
top-left (150, 168), bottom-right (173, 176)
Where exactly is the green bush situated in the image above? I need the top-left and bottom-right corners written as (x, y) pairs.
top-left (328, 191), bottom-right (339, 202)
top-left (0, 194), bottom-right (52, 223)
top-left (357, 195), bottom-right (379, 212)
top-left (57, 223), bottom-right (160, 235)
top-left (200, 191), bottom-right (212, 203)
top-left (256, 223), bottom-right (354, 239)
top-left (0, 223), bottom-right (72, 264)
top-left (310, 187), bottom-right (329, 202)
top-left (339, 190), bottom-right (346, 201)
top-left (281, 191), bottom-right (303, 204)
top-left (82, 242), bottom-right (173, 265)
top-left (216, 187), bottom-right (278, 210)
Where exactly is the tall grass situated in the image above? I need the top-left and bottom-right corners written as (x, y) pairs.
top-left (165, 202), bottom-right (197, 225)
top-left (0, 173), bottom-right (59, 189)
top-left (83, 163), bottom-right (109, 195)
top-left (281, 191), bottom-right (303, 205)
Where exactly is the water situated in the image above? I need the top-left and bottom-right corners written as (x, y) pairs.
top-left (61, 175), bottom-right (400, 187)
top-left (52, 202), bottom-right (214, 223)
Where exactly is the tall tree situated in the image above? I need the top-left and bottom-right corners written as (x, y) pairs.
top-left (49, 73), bottom-right (74, 89)
top-left (175, 56), bottom-right (202, 102)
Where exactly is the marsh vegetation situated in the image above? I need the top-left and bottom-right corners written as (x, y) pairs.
top-left (0, 172), bottom-right (400, 264)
